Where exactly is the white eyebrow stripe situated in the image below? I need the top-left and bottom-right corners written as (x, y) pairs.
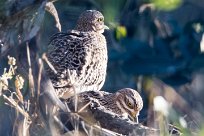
top-left (116, 101), bottom-right (127, 114)
top-left (126, 95), bottom-right (135, 105)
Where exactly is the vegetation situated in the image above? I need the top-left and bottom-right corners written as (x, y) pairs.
top-left (0, 0), bottom-right (204, 135)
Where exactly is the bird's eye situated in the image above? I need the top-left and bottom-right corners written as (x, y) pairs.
top-left (97, 17), bottom-right (103, 22)
top-left (127, 102), bottom-right (133, 109)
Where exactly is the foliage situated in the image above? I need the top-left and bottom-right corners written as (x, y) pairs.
top-left (151, 0), bottom-right (183, 11)
top-left (0, 0), bottom-right (204, 135)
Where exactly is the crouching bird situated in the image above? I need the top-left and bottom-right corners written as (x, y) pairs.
top-left (65, 88), bottom-right (143, 123)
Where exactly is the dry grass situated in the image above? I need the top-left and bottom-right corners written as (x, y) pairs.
top-left (0, 46), bottom-right (186, 136)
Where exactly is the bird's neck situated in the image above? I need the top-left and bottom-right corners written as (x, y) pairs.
top-left (75, 24), bottom-right (93, 32)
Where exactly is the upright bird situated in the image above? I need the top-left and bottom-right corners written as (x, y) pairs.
top-left (66, 88), bottom-right (143, 123)
top-left (46, 10), bottom-right (108, 99)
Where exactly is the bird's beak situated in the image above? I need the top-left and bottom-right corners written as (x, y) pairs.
top-left (104, 25), bottom-right (109, 30)
top-left (130, 111), bottom-right (139, 123)
top-left (135, 116), bottom-right (139, 124)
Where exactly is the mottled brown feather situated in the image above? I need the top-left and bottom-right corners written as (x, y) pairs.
top-left (66, 88), bottom-right (143, 122)
top-left (46, 10), bottom-right (108, 99)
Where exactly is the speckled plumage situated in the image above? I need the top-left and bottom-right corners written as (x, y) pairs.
top-left (46, 10), bottom-right (108, 99)
top-left (66, 88), bottom-right (143, 123)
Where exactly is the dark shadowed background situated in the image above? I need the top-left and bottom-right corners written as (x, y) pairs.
top-left (0, 0), bottom-right (204, 135)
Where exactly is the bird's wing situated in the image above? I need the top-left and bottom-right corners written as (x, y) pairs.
top-left (46, 30), bottom-right (97, 88)
top-left (80, 91), bottom-right (112, 106)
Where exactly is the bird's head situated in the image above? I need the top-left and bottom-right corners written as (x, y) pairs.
top-left (115, 88), bottom-right (143, 123)
top-left (76, 10), bottom-right (109, 33)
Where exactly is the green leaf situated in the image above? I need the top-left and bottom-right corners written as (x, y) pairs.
top-left (151, 0), bottom-right (183, 11)
top-left (115, 26), bottom-right (127, 40)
